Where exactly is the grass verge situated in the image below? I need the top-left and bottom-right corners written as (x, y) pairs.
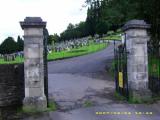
top-left (48, 43), bottom-right (107, 61)
top-left (83, 100), bottom-right (93, 107)
top-left (16, 101), bottom-right (57, 118)
top-left (114, 92), bottom-right (127, 101)
top-left (0, 43), bottom-right (107, 64)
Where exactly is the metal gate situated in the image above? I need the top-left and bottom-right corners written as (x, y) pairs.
top-left (148, 42), bottom-right (160, 94)
top-left (114, 38), bottom-right (129, 99)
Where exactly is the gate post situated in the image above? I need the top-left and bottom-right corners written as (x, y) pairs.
top-left (20, 17), bottom-right (47, 110)
top-left (122, 20), bottom-right (151, 102)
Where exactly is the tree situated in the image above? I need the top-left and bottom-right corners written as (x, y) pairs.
top-left (0, 37), bottom-right (18, 54)
top-left (67, 23), bottom-right (75, 30)
top-left (58, 0), bottom-right (160, 43)
top-left (96, 20), bottom-right (108, 37)
top-left (48, 34), bottom-right (60, 44)
top-left (60, 22), bottom-right (88, 40)
top-left (17, 36), bottom-right (24, 51)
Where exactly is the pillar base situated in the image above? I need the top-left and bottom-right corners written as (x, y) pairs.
top-left (23, 96), bottom-right (47, 112)
top-left (129, 89), bottom-right (152, 103)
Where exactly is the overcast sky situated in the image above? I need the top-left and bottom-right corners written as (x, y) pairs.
top-left (0, 0), bottom-right (87, 43)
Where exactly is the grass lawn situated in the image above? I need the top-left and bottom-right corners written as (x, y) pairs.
top-left (48, 43), bottom-right (107, 61)
top-left (0, 42), bottom-right (107, 64)
top-left (102, 31), bottom-right (122, 41)
top-left (102, 35), bottom-right (121, 41)
top-left (0, 56), bottom-right (24, 64)
top-left (148, 57), bottom-right (160, 77)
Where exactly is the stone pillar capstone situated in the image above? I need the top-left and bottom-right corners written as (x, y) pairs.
top-left (20, 17), bottom-right (47, 110)
top-left (122, 20), bottom-right (151, 102)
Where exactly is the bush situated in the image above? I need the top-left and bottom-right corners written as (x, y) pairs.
top-left (0, 37), bottom-right (18, 54)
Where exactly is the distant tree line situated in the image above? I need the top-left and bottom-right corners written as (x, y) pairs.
top-left (49, 0), bottom-right (160, 46)
top-left (60, 22), bottom-right (89, 40)
top-left (1, 0), bottom-right (159, 54)
top-left (0, 36), bottom-right (24, 54)
top-left (84, 0), bottom-right (160, 46)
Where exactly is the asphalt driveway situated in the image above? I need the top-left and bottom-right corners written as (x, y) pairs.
top-left (25, 42), bottom-right (160, 120)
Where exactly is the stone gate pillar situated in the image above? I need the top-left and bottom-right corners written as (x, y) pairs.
top-left (122, 20), bottom-right (151, 101)
top-left (20, 17), bottom-right (47, 110)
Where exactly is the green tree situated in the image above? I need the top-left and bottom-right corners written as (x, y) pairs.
top-left (59, 0), bottom-right (160, 43)
top-left (67, 23), bottom-right (75, 30)
top-left (48, 34), bottom-right (60, 44)
top-left (0, 37), bottom-right (18, 54)
top-left (17, 36), bottom-right (24, 51)
top-left (96, 20), bottom-right (108, 37)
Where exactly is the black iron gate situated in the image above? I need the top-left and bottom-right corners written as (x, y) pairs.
top-left (148, 42), bottom-right (160, 94)
top-left (114, 38), bottom-right (129, 99)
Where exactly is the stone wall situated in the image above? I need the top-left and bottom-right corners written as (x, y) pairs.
top-left (0, 64), bottom-right (24, 107)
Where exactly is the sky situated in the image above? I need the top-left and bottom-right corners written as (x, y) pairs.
top-left (0, 0), bottom-right (87, 43)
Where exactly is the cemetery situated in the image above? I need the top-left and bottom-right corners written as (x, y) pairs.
top-left (0, 0), bottom-right (160, 120)
top-left (0, 36), bottom-right (108, 64)
top-left (47, 38), bottom-right (107, 60)
top-left (0, 17), bottom-right (160, 119)
top-left (0, 18), bottom-right (160, 119)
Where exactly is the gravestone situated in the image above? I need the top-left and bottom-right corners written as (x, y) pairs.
top-left (20, 17), bottom-right (48, 110)
top-left (122, 20), bottom-right (151, 101)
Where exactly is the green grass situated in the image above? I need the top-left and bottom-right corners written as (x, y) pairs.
top-left (114, 92), bottom-right (127, 101)
top-left (48, 43), bottom-right (107, 61)
top-left (22, 102), bottom-right (57, 114)
top-left (15, 101), bottom-right (57, 119)
top-left (128, 93), bottom-right (154, 104)
top-left (83, 100), bottom-right (93, 107)
top-left (47, 102), bottom-right (57, 111)
top-left (148, 57), bottom-right (160, 77)
top-left (102, 35), bottom-right (121, 40)
top-left (114, 91), bottom-right (154, 104)
top-left (102, 30), bottom-right (122, 41)
top-left (0, 42), bottom-right (107, 64)
top-left (0, 56), bottom-right (24, 64)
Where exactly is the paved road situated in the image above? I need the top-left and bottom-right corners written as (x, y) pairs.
top-left (25, 43), bottom-right (160, 120)
top-left (48, 43), bottom-right (116, 111)
top-left (25, 104), bottom-right (160, 120)
top-left (48, 42), bottom-right (115, 74)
